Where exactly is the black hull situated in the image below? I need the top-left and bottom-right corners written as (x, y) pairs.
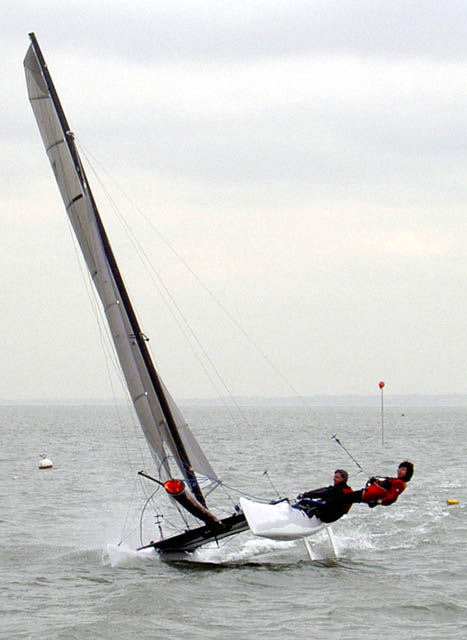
top-left (138, 512), bottom-right (248, 553)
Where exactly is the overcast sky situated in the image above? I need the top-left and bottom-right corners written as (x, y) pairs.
top-left (2, 1), bottom-right (467, 401)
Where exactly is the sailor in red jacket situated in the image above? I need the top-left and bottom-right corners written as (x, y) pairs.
top-left (348, 461), bottom-right (414, 508)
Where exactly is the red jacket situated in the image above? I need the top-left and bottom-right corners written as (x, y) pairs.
top-left (362, 477), bottom-right (406, 506)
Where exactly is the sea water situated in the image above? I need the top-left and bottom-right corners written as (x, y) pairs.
top-left (1, 404), bottom-right (466, 639)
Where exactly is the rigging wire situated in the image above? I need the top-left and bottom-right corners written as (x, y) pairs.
top-left (216, 481), bottom-right (275, 504)
top-left (77, 140), bottom-right (251, 421)
top-left (76, 138), bottom-right (315, 425)
top-left (138, 486), bottom-right (161, 547)
top-left (65, 214), bottom-right (150, 454)
top-left (330, 434), bottom-right (368, 478)
top-left (263, 470), bottom-right (282, 499)
top-left (82, 143), bottom-right (305, 399)
top-left (75, 139), bottom-right (284, 481)
top-left (118, 475), bottom-right (140, 546)
top-left (64, 216), bottom-right (160, 543)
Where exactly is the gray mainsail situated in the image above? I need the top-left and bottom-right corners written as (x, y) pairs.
top-left (24, 35), bottom-right (218, 502)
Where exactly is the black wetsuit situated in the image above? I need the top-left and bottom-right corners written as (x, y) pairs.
top-left (296, 483), bottom-right (353, 523)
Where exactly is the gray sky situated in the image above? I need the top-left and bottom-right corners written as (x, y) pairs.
top-left (2, 1), bottom-right (467, 401)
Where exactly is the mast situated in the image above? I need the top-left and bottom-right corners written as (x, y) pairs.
top-left (26, 33), bottom-right (207, 508)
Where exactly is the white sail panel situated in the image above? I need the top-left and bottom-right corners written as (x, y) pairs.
top-left (162, 381), bottom-right (218, 484)
top-left (24, 47), bottom-right (98, 275)
top-left (24, 42), bottom-right (219, 486)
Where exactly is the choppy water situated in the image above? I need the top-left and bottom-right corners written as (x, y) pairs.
top-left (2, 404), bottom-right (466, 639)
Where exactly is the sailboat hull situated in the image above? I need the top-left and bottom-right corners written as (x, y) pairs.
top-left (240, 497), bottom-right (329, 540)
top-left (139, 512), bottom-right (248, 553)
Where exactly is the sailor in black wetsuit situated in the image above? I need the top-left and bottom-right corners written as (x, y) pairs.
top-left (294, 469), bottom-right (353, 523)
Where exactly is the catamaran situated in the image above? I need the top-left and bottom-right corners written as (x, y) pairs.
top-left (24, 33), bottom-right (339, 559)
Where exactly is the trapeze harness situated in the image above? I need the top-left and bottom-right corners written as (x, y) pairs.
top-left (361, 477), bottom-right (407, 507)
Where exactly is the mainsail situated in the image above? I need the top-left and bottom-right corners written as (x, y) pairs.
top-left (24, 34), bottom-right (218, 506)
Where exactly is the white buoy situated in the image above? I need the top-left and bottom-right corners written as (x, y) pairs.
top-left (39, 454), bottom-right (53, 469)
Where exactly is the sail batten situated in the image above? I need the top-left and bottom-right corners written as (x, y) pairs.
top-left (24, 34), bottom-right (219, 500)
top-left (66, 194), bottom-right (84, 210)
